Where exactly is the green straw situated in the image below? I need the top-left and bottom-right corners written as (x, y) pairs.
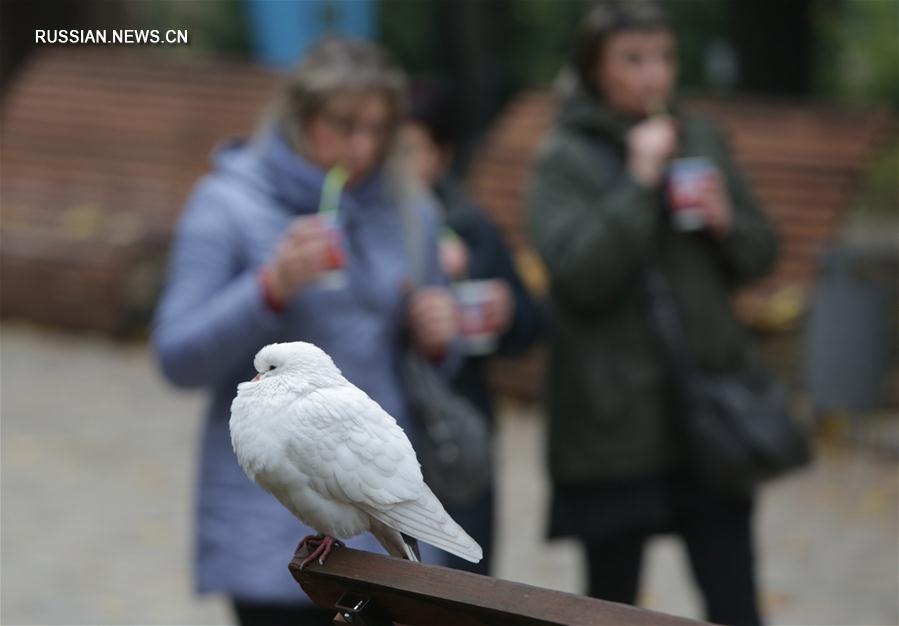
top-left (318, 165), bottom-right (349, 215)
top-left (441, 225), bottom-right (461, 243)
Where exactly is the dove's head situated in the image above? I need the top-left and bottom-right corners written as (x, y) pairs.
top-left (244, 341), bottom-right (345, 393)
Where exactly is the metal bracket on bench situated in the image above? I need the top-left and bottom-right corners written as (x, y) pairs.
top-left (333, 591), bottom-right (393, 626)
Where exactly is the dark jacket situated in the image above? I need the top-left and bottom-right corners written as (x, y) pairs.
top-left (431, 177), bottom-right (544, 575)
top-left (437, 177), bottom-right (545, 421)
top-left (526, 89), bottom-right (779, 486)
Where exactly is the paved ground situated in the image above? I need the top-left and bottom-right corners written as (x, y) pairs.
top-left (2, 322), bottom-right (897, 625)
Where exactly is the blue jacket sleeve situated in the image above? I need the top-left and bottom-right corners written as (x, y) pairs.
top-left (152, 180), bottom-right (287, 388)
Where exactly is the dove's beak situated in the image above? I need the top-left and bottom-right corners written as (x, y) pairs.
top-left (251, 374), bottom-right (262, 382)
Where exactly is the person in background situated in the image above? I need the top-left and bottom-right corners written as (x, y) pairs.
top-left (401, 83), bottom-right (544, 575)
top-left (526, 2), bottom-right (778, 625)
top-left (153, 39), bottom-right (457, 626)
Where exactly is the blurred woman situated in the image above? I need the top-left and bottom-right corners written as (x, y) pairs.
top-left (153, 39), bottom-right (457, 626)
top-left (526, 2), bottom-right (778, 625)
top-left (401, 83), bottom-right (544, 575)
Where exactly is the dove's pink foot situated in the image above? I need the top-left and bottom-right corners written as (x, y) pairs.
top-left (297, 535), bottom-right (344, 570)
top-left (295, 533), bottom-right (322, 557)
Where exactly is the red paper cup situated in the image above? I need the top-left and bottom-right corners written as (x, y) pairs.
top-left (317, 213), bottom-right (347, 289)
top-left (454, 280), bottom-right (498, 355)
top-left (667, 157), bottom-right (717, 232)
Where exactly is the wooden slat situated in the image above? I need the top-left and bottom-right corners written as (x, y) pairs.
top-left (0, 48), bottom-right (274, 333)
top-left (290, 546), bottom-right (707, 626)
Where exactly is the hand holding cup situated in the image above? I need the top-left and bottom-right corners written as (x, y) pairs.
top-left (409, 286), bottom-right (459, 360)
top-left (482, 279), bottom-right (513, 335)
top-left (263, 215), bottom-right (334, 303)
top-left (627, 115), bottom-right (678, 187)
top-left (694, 171), bottom-right (733, 237)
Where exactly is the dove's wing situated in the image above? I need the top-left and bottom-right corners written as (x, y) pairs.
top-left (288, 385), bottom-right (425, 507)
top-left (361, 484), bottom-right (483, 563)
top-left (288, 384), bottom-right (482, 563)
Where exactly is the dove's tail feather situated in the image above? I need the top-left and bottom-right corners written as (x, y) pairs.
top-left (369, 522), bottom-right (420, 562)
top-left (364, 485), bottom-right (483, 564)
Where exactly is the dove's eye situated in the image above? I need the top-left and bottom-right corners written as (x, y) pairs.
top-left (268, 365), bottom-right (276, 371)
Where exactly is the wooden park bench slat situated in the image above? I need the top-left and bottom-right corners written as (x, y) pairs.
top-left (2, 48), bottom-right (893, 350)
top-left (290, 546), bottom-right (708, 626)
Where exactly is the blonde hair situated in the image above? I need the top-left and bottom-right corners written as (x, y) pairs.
top-left (265, 37), bottom-right (408, 157)
top-left (258, 37), bottom-right (423, 208)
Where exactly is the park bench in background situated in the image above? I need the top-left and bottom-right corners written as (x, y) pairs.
top-left (1, 49), bottom-right (278, 332)
top-left (290, 546), bottom-right (707, 626)
top-left (1, 50), bottom-right (893, 377)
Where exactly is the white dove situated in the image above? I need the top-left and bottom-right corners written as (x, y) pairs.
top-left (230, 341), bottom-right (483, 569)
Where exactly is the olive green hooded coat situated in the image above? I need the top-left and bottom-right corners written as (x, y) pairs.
top-left (526, 89), bottom-right (779, 486)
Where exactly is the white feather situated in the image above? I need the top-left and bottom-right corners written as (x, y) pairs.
top-left (230, 341), bottom-right (482, 564)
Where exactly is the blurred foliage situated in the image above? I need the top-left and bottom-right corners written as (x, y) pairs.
top-left (501, 0), bottom-right (588, 88)
top-left (848, 138), bottom-right (899, 217)
top-left (379, 0), bottom-right (437, 76)
top-left (660, 0), bottom-right (732, 90)
top-left (130, 0), bottom-right (251, 60)
top-left (378, 0), bottom-right (727, 92)
top-left (126, 0), bottom-right (897, 111)
top-left (121, 0), bottom-right (898, 105)
top-left (379, 0), bottom-right (589, 90)
top-left (814, 0), bottom-right (899, 108)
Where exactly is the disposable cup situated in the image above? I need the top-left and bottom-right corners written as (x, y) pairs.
top-left (317, 212), bottom-right (347, 289)
top-left (454, 279), bottom-right (498, 355)
top-left (667, 157), bottom-right (717, 232)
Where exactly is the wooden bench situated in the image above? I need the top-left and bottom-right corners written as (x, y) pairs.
top-left (2, 49), bottom-right (892, 353)
top-left (1, 49), bottom-right (278, 333)
top-left (290, 546), bottom-right (707, 626)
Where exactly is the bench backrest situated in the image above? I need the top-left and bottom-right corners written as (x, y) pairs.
top-left (2, 50), bottom-right (891, 343)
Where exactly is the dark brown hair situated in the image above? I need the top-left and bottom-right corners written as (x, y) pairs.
top-left (574, 0), bottom-right (672, 94)
top-left (407, 80), bottom-right (459, 149)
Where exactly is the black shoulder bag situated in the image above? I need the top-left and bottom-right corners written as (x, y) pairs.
top-left (645, 268), bottom-right (811, 496)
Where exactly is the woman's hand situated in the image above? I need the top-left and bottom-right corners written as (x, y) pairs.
top-left (626, 115), bottom-right (678, 187)
top-left (263, 216), bottom-right (333, 304)
top-left (439, 236), bottom-right (470, 281)
top-left (408, 287), bottom-right (459, 360)
top-left (483, 279), bottom-right (514, 334)
top-left (696, 172), bottom-right (733, 237)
